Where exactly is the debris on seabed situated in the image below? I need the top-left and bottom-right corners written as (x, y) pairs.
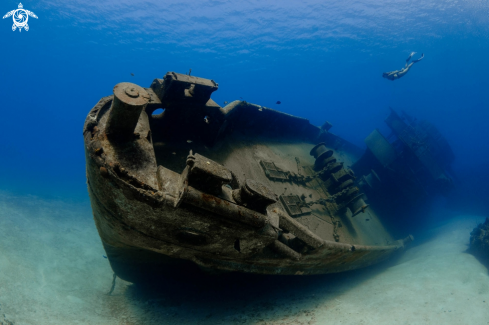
top-left (106, 273), bottom-right (117, 296)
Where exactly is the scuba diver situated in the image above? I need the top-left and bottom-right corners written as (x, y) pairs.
top-left (383, 52), bottom-right (424, 81)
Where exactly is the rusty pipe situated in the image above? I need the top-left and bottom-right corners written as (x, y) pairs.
top-left (181, 185), bottom-right (269, 228)
top-left (274, 209), bottom-right (324, 248)
top-left (271, 240), bottom-right (302, 260)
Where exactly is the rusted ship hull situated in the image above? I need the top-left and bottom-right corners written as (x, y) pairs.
top-left (84, 73), bottom-right (412, 283)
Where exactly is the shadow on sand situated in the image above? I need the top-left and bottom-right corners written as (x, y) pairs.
top-left (465, 249), bottom-right (489, 274)
top-left (119, 254), bottom-right (405, 324)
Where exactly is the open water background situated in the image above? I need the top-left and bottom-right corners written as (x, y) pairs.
top-left (1, 0), bottom-right (488, 208)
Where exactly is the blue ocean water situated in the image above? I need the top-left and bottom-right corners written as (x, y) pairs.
top-left (1, 0), bottom-right (488, 204)
top-left (1, 0), bottom-right (489, 323)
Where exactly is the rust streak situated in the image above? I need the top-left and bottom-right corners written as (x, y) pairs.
top-left (201, 193), bottom-right (222, 205)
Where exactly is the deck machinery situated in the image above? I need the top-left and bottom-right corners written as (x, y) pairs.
top-left (82, 72), bottom-right (449, 282)
top-left (352, 109), bottom-right (455, 231)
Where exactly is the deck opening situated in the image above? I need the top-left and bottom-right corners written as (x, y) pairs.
top-left (234, 239), bottom-right (241, 253)
top-left (151, 108), bottom-right (165, 118)
top-left (176, 229), bottom-right (207, 246)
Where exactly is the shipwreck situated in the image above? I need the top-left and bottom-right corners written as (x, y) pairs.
top-left (83, 72), bottom-right (455, 282)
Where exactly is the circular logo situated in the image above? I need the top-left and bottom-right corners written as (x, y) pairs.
top-left (13, 9), bottom-right (28, 28)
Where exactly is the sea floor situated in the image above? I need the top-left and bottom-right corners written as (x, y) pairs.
top-left (0, 191), bottom-right (488, 325)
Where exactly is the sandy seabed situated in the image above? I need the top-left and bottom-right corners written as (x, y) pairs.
top-left (0, 191), bottom-right (488, 325)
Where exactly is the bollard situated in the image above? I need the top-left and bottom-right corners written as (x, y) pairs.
top-left (106, 82), bottom-right (150, 141)
top-left (232, 179), bottom-right (278, 214)
top-left (310, 143), bottom-right (334, 171)
top-left (348, 194), bottom-right (369, 217)
top-left (358, 169), bottom-right (381, 191)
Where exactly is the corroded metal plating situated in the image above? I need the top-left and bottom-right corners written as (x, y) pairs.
top-left (83, 72), bottom-right (413, 282)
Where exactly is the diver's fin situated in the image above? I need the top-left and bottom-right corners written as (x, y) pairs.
top-left (412, 53), bottom-right (424, 63)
